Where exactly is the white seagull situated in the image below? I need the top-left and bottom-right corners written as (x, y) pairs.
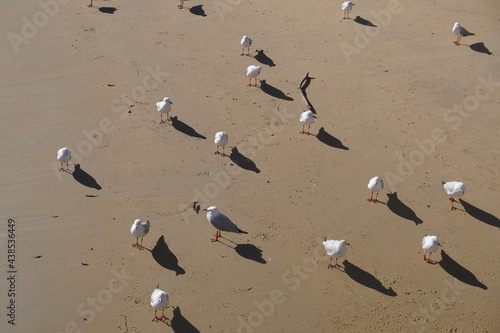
top-left (367, 177), bottom-right (384, 203)
top-left (204, 206), bottom-right (248, 242)
top-left (341, 1), bottom-right (354, 19)
top-left (442, 181), bottom-right (465, 210)
top-left (150, 284), bottom-right (170, 322)
top-left (422, 235), bottom-right (441, 263)
top-left (240, 35), bottom-right (252, 56)
top-left (214, 132), bottom-right (229, 156)
top-left (452, 22), bottom-right (474, 46)
top-left (156, 97), bottom-right (173, 124)
top-left (323, 238), bottom-right (349, 269)
top-left (131, 219), bottom-right (150, 250)
top-left (57, 147), bottom-right (72, 172)
top-left (246, 65), bottom-right (262, 87)
top-left (299, 110), bottom-right (316, 135)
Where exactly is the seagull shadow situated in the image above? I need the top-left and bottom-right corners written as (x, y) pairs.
top-left (354, 16), bottom-right (378, 27)
top-left (171, 116), bottom-right (206, 139)
top-left (439, 250), bottom-right (487, 290)
top-left (189, 4), bottom-right (207, 17)
top-left (470, 42), bottom-right (493, 55)
top-left (72, 164), bottom-right (102, 190)
top-left (343, 260), bottom-right (397, 296)
top-left (459, 199), bottom-right (499, 228)
top-left (316, 127), bottom-right (349, 150)
top-left (171, 306), bottom-right (200, 333)
top-left (219, 238), bottom-right (266, 264)
top-left (254, 50), bottom-right (276, 67)
top-left (98, 7), bottom-right (117, 14)
top-left (229, 147), bottom-right (260, 173)
top-left (259, 80), bottom-right (293, 101)
top-left (151, 236), bottom-right (186, 275)
top-left (299, 73), bottom-right (317, 114)
top-left (386, 192), bottom-right (423, 225)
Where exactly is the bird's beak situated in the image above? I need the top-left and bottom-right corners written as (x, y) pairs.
top-left (347, 243), bottom-right (351, 246)
top-left (203, 208), bottom-right (208, 211)
top-left (170, 101), bottom-right (173, 104)
top-left (438, 243), bottom-right (442, 247)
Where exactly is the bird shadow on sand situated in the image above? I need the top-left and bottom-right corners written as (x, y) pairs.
top-left (72, 164), bottom-right (102, 190)
top-left (171, 306), bottom-right (200, 333)
top-left (299, 73), bottom-right (317, 114)
top-left (219, 238), bottom-right (266, 264)
top-left (170, 116), bottom-right (206, 139)
top-left (343, 260), bottom-right (397, 296)
top-left (459, 199), bottom-right (499, 229)
top-left (229, 147), bottom-right (260, 173)
top-left (254, 50), bottom-right (276, 67)
top-left (259, 80), bottom-right (293, 101)
top-left (151, 236), bottom-right (186, 275)
top-left (98, 7), bottom-right (117, 14)
top-left (189, 5), bottom-right (207, 17)
top-left (316, 127), bottom-right (349, 150)
top-left (354, 16), bottom-right (377, 27)
top-left (439, 250), bottom-right (487, 290)
top-left (385, 192), bottom-right (423, 225)
top-left (470, 42), bottom-right (493, 55)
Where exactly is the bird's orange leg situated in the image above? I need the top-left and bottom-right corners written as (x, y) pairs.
top-left (367, 192), bottom-right (374, 202)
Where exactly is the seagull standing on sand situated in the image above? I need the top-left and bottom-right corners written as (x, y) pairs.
top-left (240, 36), bottom-right (252, 56)
top-left (442, 181), bottom-right (465, 210)
top-left (367, 177), bottom-right (384, 203)
top-left (214, 132), bottom-right (229, 156)
top-left (131, 219), bottom-right (150, 250)
top-left (299, 110), bottom-right (316, 135)
top-left (246, 65), bottom-right (262, 87)
top-left (151, 285), bottom-right (169, 322)
top-left (204, 206), bottom-right (248, 242)
top-left (341, 1), bottom-right (354, 19)
top-left (422, 235), bottom-right (441, 263)
top-left (57, 147), bottom-right (72, 172)
top-left (452, 22), bottom-right (474, 46)
top-left (323, 238), bottom-right (349, 269)
top-left (157, 97), bottom-right (173, 124)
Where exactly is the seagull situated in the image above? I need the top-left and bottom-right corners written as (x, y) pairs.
top-left (367, 177), bottom-right (384, 203)
top-left (422, 235), bottom-right (441, 263)
top-left (452, 22), bottom-right (474, 46)
top-left (246, 65), bottom-right (262, 87)
top-left (203, 206), bottom-right (248, 242)
top-left (299, 110), bottom-right (316, 135)
top-left (214, 132), bottom-right (229, 156)
top-left (322, 238), bottom-right (349, 269)
top-left (131, 219), bottom-right (150, 250)
top-left (57, 147), bottom-right (72, 172)
top-left (442, 181), bottom-right (465, 210)
top-left (151, 284), bottom-right (169, 322)
top-left (341, 1), bottom-right (354, 19)
top-left (240, 36), bottom-right (252, 56)
top-left (156, 97), bottom-right (173, 124)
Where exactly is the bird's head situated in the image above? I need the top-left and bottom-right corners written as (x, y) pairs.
top-left (203, 206), bottom-right (219, 215)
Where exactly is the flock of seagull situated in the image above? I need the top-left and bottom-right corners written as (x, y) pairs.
top-left (54, 1), bottom-right (478, 324)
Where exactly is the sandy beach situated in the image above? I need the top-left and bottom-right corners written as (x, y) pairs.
top-left (1, 0), bottom-right (499, 332)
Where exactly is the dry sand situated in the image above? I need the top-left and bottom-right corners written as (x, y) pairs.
top-left (1, 0), bottom-right (500, 332)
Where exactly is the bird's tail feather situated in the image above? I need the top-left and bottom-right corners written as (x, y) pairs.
top-left (238, 229), bottom-right (248, 234)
